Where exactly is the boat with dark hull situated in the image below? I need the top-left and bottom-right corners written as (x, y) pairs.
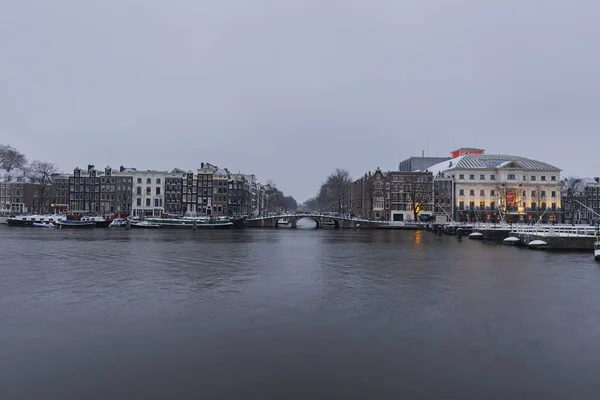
top-left (80, 216), bottom-right (111, 228)
top-left (55, 220), bottom-right (96, 229)
top-left (144, 216), bottom-right (233, 229)
top-left (7, 214), bottom-right (66, 227)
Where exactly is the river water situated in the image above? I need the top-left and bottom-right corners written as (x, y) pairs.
top-left (1, 226), bottom-right (600, 399)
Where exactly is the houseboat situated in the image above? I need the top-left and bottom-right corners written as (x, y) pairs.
top-left (7, 214), bottom-right (67, 227)
top-left (144, 216), bottom-right (233, 229)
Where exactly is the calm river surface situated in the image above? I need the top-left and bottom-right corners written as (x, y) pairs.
top-left (1, 226), bottom-right (600, 399)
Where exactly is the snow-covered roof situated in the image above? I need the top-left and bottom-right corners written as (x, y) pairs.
top-left (427, 154), bottom-right (560, 176)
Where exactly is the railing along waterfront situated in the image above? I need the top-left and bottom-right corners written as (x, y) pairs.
top-left (510, 224), bottom-right (597, 237)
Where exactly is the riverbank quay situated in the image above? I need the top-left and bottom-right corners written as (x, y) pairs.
top-left (430, 221), bottom-right (598, 251)
top-left (510, 225), bottom-right (597, 250)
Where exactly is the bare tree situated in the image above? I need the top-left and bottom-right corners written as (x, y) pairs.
top-left (27, 161), bottom-right (59, 213)
top-left (325, 168), bottom-right (352, 215)
top-left (0, 144), bottom-right (27, 181)
top-left (404, 174), bottom-right (434, 222)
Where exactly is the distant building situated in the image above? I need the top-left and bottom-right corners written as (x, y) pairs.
top-left (120, 169), bottom-right (166, 217)
top-left (69, 165), bottom-right (100, 212)
top-left (428, 149), bottom-right (562, 223)
top-left (0, 181), bottom-right (39, 215)
top-left (351, 167), bottom-right (434, 221)
top-left (228, 174), bottom-right (251, 216)
top-left (197, 163), bottom-right (216, 215)
top-left (182, 171), bottom-right (197, 215)
top-left (562, 177), bottom-right (600, 225)
top-left (49, 173), bottom-right (70, 213)
top-left (212, 168), bottom-right (229, 216)
top-left (398, 156), bottom-right (450, 172)
top-left (164, 169), bottom-right (185, 215)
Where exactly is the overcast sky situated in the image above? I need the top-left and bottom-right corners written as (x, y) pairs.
top-left (2, 0), bottom-right (599, 201)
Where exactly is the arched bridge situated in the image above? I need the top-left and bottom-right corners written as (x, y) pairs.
top-left (245, 214), bottom-right (384, 229)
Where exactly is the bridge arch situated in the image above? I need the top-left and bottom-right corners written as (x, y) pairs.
top-left (295, 216), bottom-right (322, 229)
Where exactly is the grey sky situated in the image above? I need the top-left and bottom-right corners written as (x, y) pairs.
top-left (2, 0), bottom-right (599, 201)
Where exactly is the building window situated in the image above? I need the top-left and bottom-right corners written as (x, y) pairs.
top-left (490, 201), bottom-right (495, 210)
top-left (459, 174), bottom-right (464, 180)
top-left (551, 191), bottom-right (556, 197)
top-left (531, 191), bottom-right (536, 197)
top-left (479, 174), bottom-right (485, 180)
top-left (523, 175), bottom-right (527, 181)
top-left (146, 187), bottom-right (151, 195)
top-left (385, 182), bottom-right (390, 189)
top-left (137, 198), bottom-right (141, 206)
top-left (156, 187), bottom-right (161, 195)
top-left (459, 189), bottom-right (464, 196)
top-left (490, 190), bottom-right (495, 196)
top-left (541, 176), bottom-right (547, 181)
top-left (459, 201), bottom-right (464, 210)
top-left (531, 202), bottom-right (536, 210)
top-left (146, 198), bottom-right (151, 207)
top-left (541, 202), bottom-right (547, 210)
top-left (469, 190), bottom-right (475, 195)
top-left (541, 191), bottom-right (546, 197)
top-left (137, 178), bottom-right (142, 184)
top-left (490, 174), bottom-right (496, 180)
top-left (137, 187), bottom-right (141, 195)
top-left (551, 176), bottom-right (556, 181)
top-left (480, 201), bottom-right (485, 210)
top-left (530, 176), bottom-right (536, 181)
top-left (469, 201), bottom-right (475, 210)
top-left (507, 174), bottom-right (516, 180)
top-left (156, 178), bottom-right (161, 184)
top-left (480, 190), bottom-right (485, 196)
top-left (551, 203), bottom-right (556, 210)
top-left (469, 174), bottom-right (475, 180)
top-left (154, 199), bottom-right (159, 207)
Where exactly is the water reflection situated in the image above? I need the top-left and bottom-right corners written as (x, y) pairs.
top-left (2, 227), bottom-right (600, 399)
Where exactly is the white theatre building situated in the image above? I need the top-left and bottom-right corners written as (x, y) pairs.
top-left (429, 148), bottom-right (562, 223)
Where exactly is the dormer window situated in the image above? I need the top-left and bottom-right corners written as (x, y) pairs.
top-left (459, 174), bottom-right (464, 180)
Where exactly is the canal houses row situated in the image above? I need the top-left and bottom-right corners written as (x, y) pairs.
top-left (1, 162), bottom-right (271, 218)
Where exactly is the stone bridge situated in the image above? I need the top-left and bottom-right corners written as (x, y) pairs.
top-left (245, 214), bottom-right (384, 229)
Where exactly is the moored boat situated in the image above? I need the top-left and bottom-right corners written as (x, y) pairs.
top-left (503, 236), bottom-right (520, 245)
top-left (109, 218), bottom-right (128, 228)
top-left (594, 240), bottom-right (600, 261)
top-left (144, 216), bottom-right (233, 229)
top-left (7, 214), bottom-right (67, 227)
top-left (55, 220), bottom-right (96, 229)
top-left (130, 221), bottom-right (160, 229)
top-left (80, 216), bottom-right (111, 228)
top-left (468, 232), bottom-right (483, 240)
top-left (528, 239), bottom-right (547, 249)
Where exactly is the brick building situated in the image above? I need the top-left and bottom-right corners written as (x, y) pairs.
top-left (351, 168), bottom-right (434, 221)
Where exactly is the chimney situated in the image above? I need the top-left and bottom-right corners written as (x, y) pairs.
top-left (120, 165), bottom-right (125, 172)
top-left (201, 162), bottom-right (204, 168)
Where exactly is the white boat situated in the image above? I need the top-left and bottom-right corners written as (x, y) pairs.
top-left (528, 240), bottom-right (547, 249)
top-left (594, 241), bottom-right (600, 261)
top-left (109, 218), bottom-right (128, 227)
top-left (130, 221), bottom-right (160, 229)
top-left (468, 232), bottom-right (483, 240)
top-left (33, 222), bottom-right (55, 228)
top-left (277, 218), bottom-right (290, 225)
top-left (503, 236), bottom-right (520, 245)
